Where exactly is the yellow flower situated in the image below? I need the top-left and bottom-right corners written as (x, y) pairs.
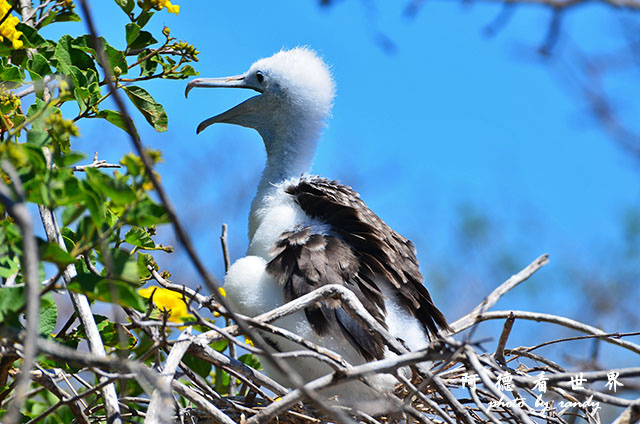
top-left (0, 1), bottom-right (24, 49)
top-left (152, 0), bottom-right (180, 15)
top-left (213, 286), bottom-right (226, 317)
top-left (138, 286), bottom-right (192, 323)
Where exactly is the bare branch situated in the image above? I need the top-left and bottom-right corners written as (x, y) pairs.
top-left (0, 161), bottom-right (40, 424)
top-left (37, 147), bottom-right (122, 423)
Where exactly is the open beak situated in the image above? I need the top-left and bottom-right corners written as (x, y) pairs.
top-left (186, 75), bottom-right (264, 134)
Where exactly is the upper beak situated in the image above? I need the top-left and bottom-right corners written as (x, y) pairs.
top-left (185, 74), bottom-right (263, 98)
top-left (185, 74), bottom-right (264, 134)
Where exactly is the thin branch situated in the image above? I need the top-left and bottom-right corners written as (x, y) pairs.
top-left (0, 161), bottom-right (40, 424)
top-left (495, 312), bottom-right (516, 365)
top-left (71, 152), bottom-right (121, 172)
top-left (455, 310), bottom-right (640, 355)
top-left (452, 254), bottom-right (549, 330)
top-left (144, 327), bottom-right (193, 424)
top-left (37, 148), bottom-right (122, 424)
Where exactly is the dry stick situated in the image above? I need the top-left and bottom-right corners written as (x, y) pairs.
top-left (525, 331), bottom-right (640, 353)
top-left (455, 310), bottom-right (640, 355)
top-left (188, 341), bottom-right (288, 396)
top-left (219, 223), bottom-right (236, 395)
top-left (71, 152), bottom-right (121, 172)
top-left (495, 312), bottom-right (516, 365)
top-left (451, 254), bottom-right (550, 333)
top-left (243, 286), bottom-right (472, 423)
top-left (469, 385), bottom-right (502, 424)
top-left (0, 162), bottom-right (41, 424)
top-left (612, 397), bottom-right (640, 424)
top-left (145, 328), bottom-right (194, 424)
top-left (37, 149), bottom-right (122, 424)
top-left (76, 3), bottom-right (353, 422)
top-left (193, 283), bottom-right (472, 422)
top-left (395, 374), bottom-right (455, 424)
top-left (29, 369), bottom-right (90, 424)
top-left (171, 381), bottom-right (236, 424)
top-left (464, 345), bottom-right (535, 424)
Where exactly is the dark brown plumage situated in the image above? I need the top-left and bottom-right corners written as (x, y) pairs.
top-left (265, 176), bottom-right (450, 361)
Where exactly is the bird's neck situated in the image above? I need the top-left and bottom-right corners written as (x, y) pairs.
top-left (249, 125), bottom-right (320, 240)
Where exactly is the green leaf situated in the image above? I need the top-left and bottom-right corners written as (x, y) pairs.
top-left (0, 256), bottom-right (20, 279)
top-left (0, 287), bottom-right (25, 321)
top-left (85, 168), bottom-right (136, 206)
top-left (125, 227), bottom-right (154, 249)
top-left (39, 240), bottom-right (75, 268)
top-left (123, 86), bottom-right (168, 132)
top-left (238, 353), bottom-right (262, 371)
top-left (28, 53), bottom-right (52, 78)
top-left (61, 203), bottom-right (86, 226)
top-left (211, 339), bottom-right (228, 352)
top-left (72, 35), bottom-right (127, 76)
top-left (94, 280), bottom-right (146, 311)
top-left (39, 294), bottom-right (58, 337)
top-left (16, 23), bottom-right (46, 49)
top-left (178, 65), bottom-right (198, 78)
top-left (94, 110), bottom-right (139, 138)
top-left (54, 35), bottom-right (97, 74)
top-left (125, 23), bottom-right (141, 47)
top-left (105, 249), bottom-right (139, 282)
top-left (115, 0), bottom-right (135, 14)
top-left (127, 198), bottom-right (169, 226)
top-left (138, 54), bottom-right (158, 77)
top-left (136, 252), bottom-right (155, 280)
top-left (54, 151), bottom-right (86, 168)
top-left (52, 11), bottom-right (82, 23)
top-left (26, 128), bottom-right (49, 147)
top-left (120, 153), bottom-right (142, 177)
top-left (128, 29), bottom-right (157, 50)
top-left (0, 64), bottom-right (24, 83)
top-left (136, 11), bottom-right (154, 28)
top-left (183, 353), bottom-right (212, 379)
top-left (96, 317), bottom-right (137, 348)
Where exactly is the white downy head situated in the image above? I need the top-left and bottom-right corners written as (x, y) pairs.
top-left (186, 47), bottom-right (336, 180)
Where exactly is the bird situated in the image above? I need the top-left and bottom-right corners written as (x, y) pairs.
top-left (185, 47), bottom-right (449, 414)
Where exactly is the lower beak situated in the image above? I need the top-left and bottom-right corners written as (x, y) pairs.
top-left (186, 74), bottom-right (264, 134)
top-left (196, 95), bottom-right (260, 134)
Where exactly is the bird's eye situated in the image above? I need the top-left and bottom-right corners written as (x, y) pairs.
top-left (256, 71), bottom-right (265, 84)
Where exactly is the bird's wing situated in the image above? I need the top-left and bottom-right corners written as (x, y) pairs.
top-left (265, 176), bottom-right (449, 361)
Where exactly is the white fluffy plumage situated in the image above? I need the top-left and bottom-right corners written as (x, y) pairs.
top-left (187, 47), bottom-right (436, 415)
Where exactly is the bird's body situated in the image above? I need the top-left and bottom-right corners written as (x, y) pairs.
top-left (186, 48), bottom-right (448, 413)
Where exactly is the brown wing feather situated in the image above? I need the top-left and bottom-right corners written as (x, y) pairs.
top-left (266, 227), bottom-right (387, 361)
top-left (284, 177), bottom-right (450, 338)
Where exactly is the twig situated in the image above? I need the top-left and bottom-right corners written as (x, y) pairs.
top-left (37, 148), bottom-right (122, 424)
top-left (145, 327), bottom-right (193, 424)
top-left (452, 254), bottom-right (550, 331)
top-left (219, 223), bottom-right (235, 394)
top-left (495, 312), bottom-right (516, 365)
top-left (612, 397), bottom-right (640, 424)
top-left (171, 381), bottom-right (236, 424)
top-left (454, 310), bottom-right (640, 355)
top-left (71, 152), bottom-right (121, 172)
top-left (0, 160), bottom-right (40, 424)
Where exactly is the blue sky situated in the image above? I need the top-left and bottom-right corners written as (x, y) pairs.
top-left (41, 1), bottom-right (639, 356)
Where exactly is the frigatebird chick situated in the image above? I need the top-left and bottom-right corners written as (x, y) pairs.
top-left (186, 47), bottom-right (449, 414)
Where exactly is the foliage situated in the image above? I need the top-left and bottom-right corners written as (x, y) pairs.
top-left (0, 1), bottom-right (258, 422)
